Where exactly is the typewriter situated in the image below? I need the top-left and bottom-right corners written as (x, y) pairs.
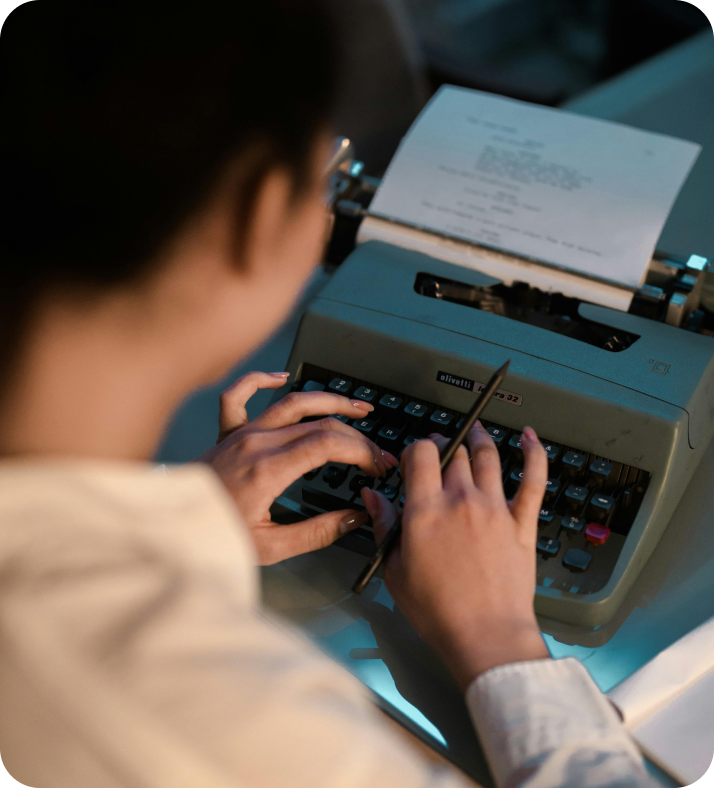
top-left (268, 137), bottom-right (714, 628)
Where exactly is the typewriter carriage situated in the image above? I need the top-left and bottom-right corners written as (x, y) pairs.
top-left (325, 143), bottom-right (714, 335)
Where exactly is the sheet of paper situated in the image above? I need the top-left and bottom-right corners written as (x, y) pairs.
top-left (608, 615), bottom-right (714, 729)
top-left (607, 616), bottom-right (714, 784)
top-left (369, 86), bottom-right (701, 289)
top-left (632, 668), bottom-right (714, 785)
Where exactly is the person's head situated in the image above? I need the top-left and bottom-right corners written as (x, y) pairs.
top-left (0, 0), bottom-right (338, 456)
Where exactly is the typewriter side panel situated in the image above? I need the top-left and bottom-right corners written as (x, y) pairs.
top-left (687, 353), bottom-right (714, 449)
top-left (538, 443), bottom-right (702, 626)
top-left (275, 299), bottom-right (699, 627)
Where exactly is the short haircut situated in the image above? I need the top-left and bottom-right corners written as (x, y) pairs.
top-left (0, 0), bottom-right (337, 378)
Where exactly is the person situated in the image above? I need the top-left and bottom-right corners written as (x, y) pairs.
top-left (0, 2), bottom-right (653, 787)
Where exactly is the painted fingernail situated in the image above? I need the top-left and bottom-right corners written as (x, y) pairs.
top-left (350, 399), bottom-right (374, 410)
top-left (523, 426), bottom-right (537, 442)
top-left (270, 371), bottom-right (290, 377)
top-left (339, 511), bottom-right (369, 535)
top-left (381, 450), bottom-right (399, 466)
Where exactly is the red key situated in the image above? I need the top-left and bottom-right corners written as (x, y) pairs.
top-left (585, 523), bottom-right (610, 546)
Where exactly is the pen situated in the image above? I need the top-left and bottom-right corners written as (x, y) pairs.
top-left (352, 359), bottom-right (511, 595)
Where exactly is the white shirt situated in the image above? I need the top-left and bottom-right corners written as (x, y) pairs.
top-left (0, 461), bottom-right (653, 788)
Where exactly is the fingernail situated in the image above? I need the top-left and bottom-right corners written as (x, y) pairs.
top-left (523, 426), bottom-right (537, 442)
top-left (381, 450), bottom-right (398, 466)
top-left (270, 371), bottom-right (290, 377)
top-left (339, 511), bottom-right (369, 536)
top-left (361, 488), bottom-right (377, 511)
top-left (350, 399), bottom-right (374, 411)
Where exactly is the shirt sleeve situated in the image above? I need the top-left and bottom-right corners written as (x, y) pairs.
top-left (465, 658), bottom-right (656, 788)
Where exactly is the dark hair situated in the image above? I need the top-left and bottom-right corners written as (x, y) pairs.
top-left (0, 0), bottom-right (337, 379)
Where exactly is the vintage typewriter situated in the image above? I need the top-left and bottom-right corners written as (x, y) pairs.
top-left (269, 146), bottom-right (714, 628)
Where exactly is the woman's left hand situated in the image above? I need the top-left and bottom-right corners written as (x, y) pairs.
top-left (199, 372), bottom-right (398, 564)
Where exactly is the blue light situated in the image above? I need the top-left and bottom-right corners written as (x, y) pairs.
top-left (686, 254), bottom-right (709, 271)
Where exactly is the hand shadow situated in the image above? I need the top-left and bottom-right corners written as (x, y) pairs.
top-left (346, 593), bottom-right (493, 787)
top-left (262, 551), bottom-right (493, 785)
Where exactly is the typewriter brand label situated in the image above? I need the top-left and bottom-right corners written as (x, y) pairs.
top-left (437, 371), bottom-right (522, 406)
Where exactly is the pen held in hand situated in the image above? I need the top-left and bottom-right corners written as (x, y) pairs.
top-left (351, 359), bottom-right (511, 595)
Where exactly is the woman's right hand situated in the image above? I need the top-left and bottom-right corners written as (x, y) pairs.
top-left (362, 422), bottom-right (550, 690)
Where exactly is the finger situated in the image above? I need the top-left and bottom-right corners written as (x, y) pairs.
top-left (401, 438), bottom-right (443, 505)
top-left (426, 433), bottom-right (473, 493)
top-left (467, 422), bottom-right (506, 499)
top-left (246, 417), bottom-right (395, 475)
top-left (510, 426), bottom-right (548, 529)
top-left (256, 431), bottom-right (391, 496)
top-left (252, 509), bottom-right (370, 564)
top-left (252, 390), bottom-right (373, 430)
top-left (219, 371), bottom-right (290, 435)
top-left (362, 487), bottom-right (398, 545)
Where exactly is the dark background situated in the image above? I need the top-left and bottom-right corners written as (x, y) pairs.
top-left (331, 0), bottom-right (710, 173)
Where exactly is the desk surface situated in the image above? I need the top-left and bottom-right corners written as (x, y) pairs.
top-left (379, 709), bottom-right (483, 787)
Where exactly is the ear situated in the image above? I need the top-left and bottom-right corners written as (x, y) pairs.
top-left (239, 167), bottom-right (295, 278)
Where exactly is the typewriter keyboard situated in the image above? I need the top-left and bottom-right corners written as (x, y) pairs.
top-left (277, 364), bottom-right (650, 596)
